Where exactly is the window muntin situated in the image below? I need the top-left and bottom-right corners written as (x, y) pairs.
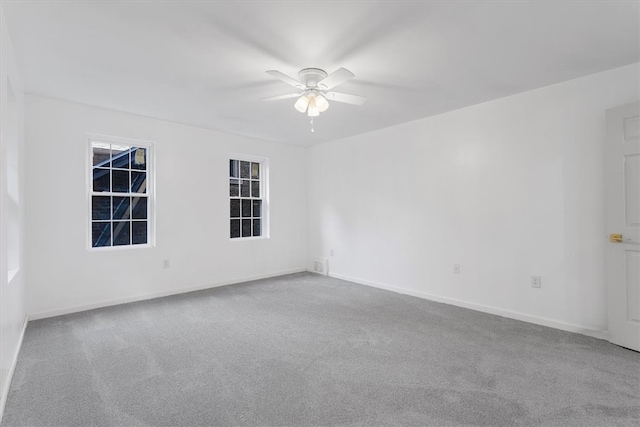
top-left (230, 157), bottom-right (266, 239)
top-left (90, 139), bottom-right (152, 248)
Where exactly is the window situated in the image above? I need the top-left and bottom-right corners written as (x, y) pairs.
top-left (229, 156), bottom-right (267, 239)
top-left (90, 137), bottom-right (153, 248)
top-left (6, 80), bottom-right (20, 281)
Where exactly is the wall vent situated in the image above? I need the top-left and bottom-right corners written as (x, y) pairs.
top-left (312, 258), bottom-right (329, 276)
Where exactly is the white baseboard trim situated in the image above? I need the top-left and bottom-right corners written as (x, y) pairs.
top-left (28, 268), bottom-right (307, 321)
top-left (0, 314), bottom-right (28, 423)
top-left (330, 272), bottom-right (609, 341)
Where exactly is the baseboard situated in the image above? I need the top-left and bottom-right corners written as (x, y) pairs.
top-left (28, 268), bottom-right (307, 321)
top-left (0, 314), bottom-right (28, 423)
top-left (330, 272), bottom-right (609, 341)
top-left (27, 267), bottom-right (609, 337)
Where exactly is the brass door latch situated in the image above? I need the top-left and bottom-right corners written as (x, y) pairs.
top-left (610, 233), bottom-right (639, 244)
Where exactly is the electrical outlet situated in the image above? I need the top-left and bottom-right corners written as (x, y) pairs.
top-left (531, 276), bottom-right (541, 288)
top-left (163, 259), bottom-right (170, 268)
top-left (330, 249), bottom-right (334, 257)
top-left (453, 264), bottom-right (461, 274)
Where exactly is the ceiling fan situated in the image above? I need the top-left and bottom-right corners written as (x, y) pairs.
top-left (262, 67), bottom-right (366, 117)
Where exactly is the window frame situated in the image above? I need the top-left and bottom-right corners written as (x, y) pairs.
top-left (229, 154), bottom-right (269, 241)
top-left (87, 134), bottom-right (155, 250)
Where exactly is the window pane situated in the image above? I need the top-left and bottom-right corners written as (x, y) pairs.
top-left (111, 145), bottom-right (131, 169)
top-left (251, 180), bottom-right (260, 198)
top-left (230, 219), bottom-right (240, 238)
top-left (230, 199), bottom-right (240, 218)
top-left (93, 144), bottom-right (111, 167)
top-left (132, 196), bottom-right (147, 219)
top-left (242, 219), bottom-right (251, 237)
top-left (113, 196), bottom-right (131, 220)
top-left (229, 179), bottom-right (239, 197)
top-left (112, 170), bottom-right (130, 193)
top-left (132, 221), bottom-right (147, 245)
top-left (240, 161), bottom-right (250, 178)
top-left (93, 168), bottom-right (110, 192)
top-left (131, 147), bottom-right (147, 170)
top-left (230, 158), bottom-right (264, 239)
top-left (242, 199), bottom-right (251, 218)
top-left (252, 200), bottom-right (262, 218)
top-left (90, 141), bottom-right (152, 249)
top-left (92, 222), bottom-right (111, 247)
top-left (131, 171), bottom-right (147, 193)
top-left (229, 160), bottom-right (239, 178)
top-left (240, 180), bottom-right (250, 197)
top-left (92, 196), bottom-right (111, 220)
top-left (113, 221), bottom-right (131, 246)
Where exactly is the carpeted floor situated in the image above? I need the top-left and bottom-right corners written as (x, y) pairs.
top-left (2, 272), bottom-right (639, 426)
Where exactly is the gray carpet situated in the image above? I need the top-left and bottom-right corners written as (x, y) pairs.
top-left (2, 273), bottom-right (639, 426)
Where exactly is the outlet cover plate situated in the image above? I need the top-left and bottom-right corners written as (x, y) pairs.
top-left (531, 276), bottom-right (541, 288)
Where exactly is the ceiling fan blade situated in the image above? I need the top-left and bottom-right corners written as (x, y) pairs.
top-left (325, 92), bottom-right (367, 105)
top-left (317, 67), bottom-right (355, 90)
top-left (261, 93), bottom-right (303, 101)
top-left (265, 70), bottom-right (305, 89)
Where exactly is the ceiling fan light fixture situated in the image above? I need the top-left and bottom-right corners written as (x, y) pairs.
top-left (315, 94), bottom-right (329, 112)
top-left (307, 96), bottom-right (320, 117)
top-left (294, 95), bottom-right (309, 113)
top-left (264, 67), bottom-right (365, 122)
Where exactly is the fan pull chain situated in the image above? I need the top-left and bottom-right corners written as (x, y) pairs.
top-left (310, 118), bottom-right (315, 133)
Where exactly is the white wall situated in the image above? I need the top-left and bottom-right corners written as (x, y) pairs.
top-left (25, 96), bottom-right (307, 318)
top-left (17, 58), bottom-right (640, 337)
top-left (0, 6), bottom-right (27, 419)
top-left (308, 63), bottom-right (640, 336)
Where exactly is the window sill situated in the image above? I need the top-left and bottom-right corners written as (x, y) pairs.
top-left (88, 243), bottom-right (155, 252)
top-left (230, 236), bottom-right (269, 242)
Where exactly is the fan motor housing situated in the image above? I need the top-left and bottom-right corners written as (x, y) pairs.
top-left (298, 68), bottom-right (328, 88)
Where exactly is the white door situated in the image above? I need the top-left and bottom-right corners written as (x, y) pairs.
top-left (606, 102), bottom-right (640, 351)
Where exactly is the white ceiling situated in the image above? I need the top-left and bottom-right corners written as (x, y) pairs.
top-left (3, 0), bottom-right (639, 146)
